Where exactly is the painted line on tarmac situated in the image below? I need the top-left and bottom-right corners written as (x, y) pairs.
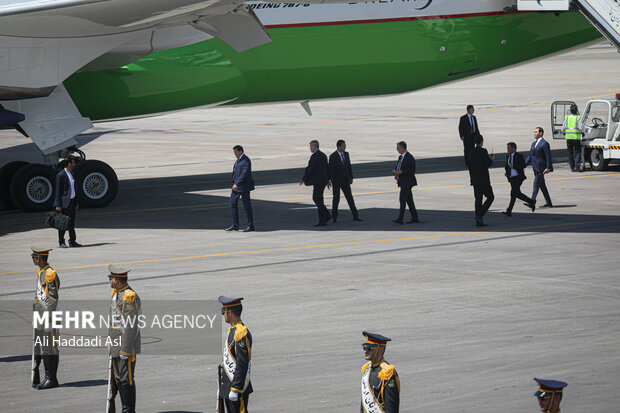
top-left (0, 172), bottom-right (617, 224)
top-left (2, 217), bottom-right (619, 276)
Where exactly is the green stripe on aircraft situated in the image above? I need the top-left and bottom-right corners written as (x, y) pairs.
top-left (65, 12), bottom-right (600, 121)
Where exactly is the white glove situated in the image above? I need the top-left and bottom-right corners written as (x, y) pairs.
top-left (120, 354), bottom-right (128, 360)
top-left (228, 390), bottom-right (238, 401)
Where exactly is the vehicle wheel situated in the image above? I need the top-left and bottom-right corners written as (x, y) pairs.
top-left (73, 160), bottom-right (118, 208)
top-left (589, 148), bottom-right (609, 171)
top-left (0, 161), bottom-right (29, 210)
top-left (9, 163), bottom-right (56, 211)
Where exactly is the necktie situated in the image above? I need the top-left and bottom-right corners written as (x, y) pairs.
top-left (470, 115), bottom-right (474, 133)
top-left (509, 153), bottom-right (513, 165)
top-left (340, 152), bottom-right (345, 163)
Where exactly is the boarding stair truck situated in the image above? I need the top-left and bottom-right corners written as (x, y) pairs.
top-left (551, 94), bottom-right (620, 170)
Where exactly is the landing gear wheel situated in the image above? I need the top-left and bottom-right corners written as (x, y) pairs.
top-left (9, 163), bottom-right (56, 211)
top-left (589, 148), bottom-right (609, 171)
top-left (0, 161), bottom-right (29, 210)
top-left (73, 160), bottom-right (118, 208)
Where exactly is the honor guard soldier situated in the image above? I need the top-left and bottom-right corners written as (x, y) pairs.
top-left (361, 331), bottom-right (400, 413)
top-left (31, 247), bottom-right (60, 389)
top-left (108, 265), bottom-right (141, 413)
top-left (218, 296), bottom-right (253, 413)
top-left (534, 378), bottom-right (567, 413)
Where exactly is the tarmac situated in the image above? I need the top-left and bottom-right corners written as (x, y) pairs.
top-left (1, 42), bottom-right (619, 412)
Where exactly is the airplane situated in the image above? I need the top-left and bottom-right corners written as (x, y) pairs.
top-left (0, 0), bottom-right (601, 212)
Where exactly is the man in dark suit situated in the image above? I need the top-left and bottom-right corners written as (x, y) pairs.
top-left (53, 157), bottom-right (80, 248)
top-left (466, 135), bottom-right (494, 227)
top-left (301, 140), bottom-right (331, 226)
top-left (226, 145), bottom-right (255, 232)
top-left (525, 127), bottom-right (553, 208)
top-left (328, 139), bottom-right (361, 223)
top-left (503, 142), bottom-right (535, 216)
top-left (458, 104), bottom-right (480, 159)
top-left (392, 141), bottom-right (419, 224)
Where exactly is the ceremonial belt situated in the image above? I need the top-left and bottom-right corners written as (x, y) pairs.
top-left (361, 364), bottom-right (384, 413)
top-left (35, 269), bottom-right (51, 309)
top-left (222, 341), bottom-right (251, 391)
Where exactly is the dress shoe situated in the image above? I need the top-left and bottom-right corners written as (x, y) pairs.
top-left (69, 241), bottom-right (82, 248)
top-left (541, 203), bottom-right (553, 208)
top-left (475, 216), bottom-right (488, 227)
top-left (353, 217), bottom-right (363, 222)
top-left (313, 222), bottom-right (327, 227)
top-left (59, 243), bottom-right (68, 248)
top-left (407, 218), bottom-right (419, 223)
top-left (524, 201), bottom-right (536, 212)
top-left (332, 217), bottom-right (337, 223)
top-left (243, 226), bottom-right (255, 232)
top-left (224, 225), bottom-right (239, 231)
top-left (502, 211), bottom-right (512, 217)
top-left (392, 219), bottom-right (403, 224)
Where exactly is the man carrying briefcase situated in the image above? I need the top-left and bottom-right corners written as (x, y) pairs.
top-left (53, 157), bottom-right (81, 248)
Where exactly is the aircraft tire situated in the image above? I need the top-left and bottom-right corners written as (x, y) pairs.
top-left (73, 159), bottom-right (118, 208)
top-left (589, 148), bottom-right (609, 171)
top-left (0, 160), bottom-right (29, 210)
top-left (9, 163), bottom-right (56, 211)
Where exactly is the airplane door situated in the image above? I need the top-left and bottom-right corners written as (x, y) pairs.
top-left (551, 101), bottom-right (577, 140)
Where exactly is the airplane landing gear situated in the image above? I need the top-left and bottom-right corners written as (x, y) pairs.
top-left (74, 159), bottom-right (118, 208)
top-left (0, 160), bottom-right (29, 209)
top-left (0, 151), bottom-right (118, 212)
top-left (9, 163), bottom-right (56, 211)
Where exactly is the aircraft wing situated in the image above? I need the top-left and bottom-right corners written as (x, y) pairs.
top-left (1, 0), bottom-right (349, 101)
top-left (0, 0), bottom-right (346, 158)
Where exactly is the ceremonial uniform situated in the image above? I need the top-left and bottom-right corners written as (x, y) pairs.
top-left (361, 332), bottom-right (400, 413)
top-left (108, 265), bottom-right (141, 413)
top-left (534, 378), bottom-right (567, 413)
top-left (31, 247), bottom-right (60, 389)
top-left (219, 296), bottom-right (253, 413)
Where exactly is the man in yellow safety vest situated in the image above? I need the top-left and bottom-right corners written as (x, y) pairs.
top-left (563, 105), bottom-right (582, 172)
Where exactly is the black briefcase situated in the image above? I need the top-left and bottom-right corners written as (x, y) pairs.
top-left (45, 211), bottom-right (71, 231)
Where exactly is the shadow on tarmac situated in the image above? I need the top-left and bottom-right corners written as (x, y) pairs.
top-left (61, 379), bottom-right (108, 387)
top-left (1, 153), bottom-right (618, 237)
top-left (0, 355), bottom-right (31, 362)
top-left (0, 130), bottom-right (126, 166)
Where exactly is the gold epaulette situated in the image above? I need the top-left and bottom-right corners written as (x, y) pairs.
top-left (122, 290), bottom-right (136, 302)
top-left (45, 269), bottom-right (57, 283)
top-left (361, 362), bottom-right (371, 373)
top-left (377, 362), bottom-right (395, 381)
top-left (234, 324), bottom-right (248, 341)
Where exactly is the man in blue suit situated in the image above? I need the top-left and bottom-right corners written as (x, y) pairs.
top-left (525, 127), bottom-right (553, 208)
top-left (226, 145), bottom-right (255, 232)
top-left (53, 157), bottom-right (81, 248)
top-left (301, 140), bottom-right (331, 226)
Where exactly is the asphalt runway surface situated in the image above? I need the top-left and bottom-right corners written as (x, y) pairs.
top-left (1, 42), bottom-right (619, 412)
